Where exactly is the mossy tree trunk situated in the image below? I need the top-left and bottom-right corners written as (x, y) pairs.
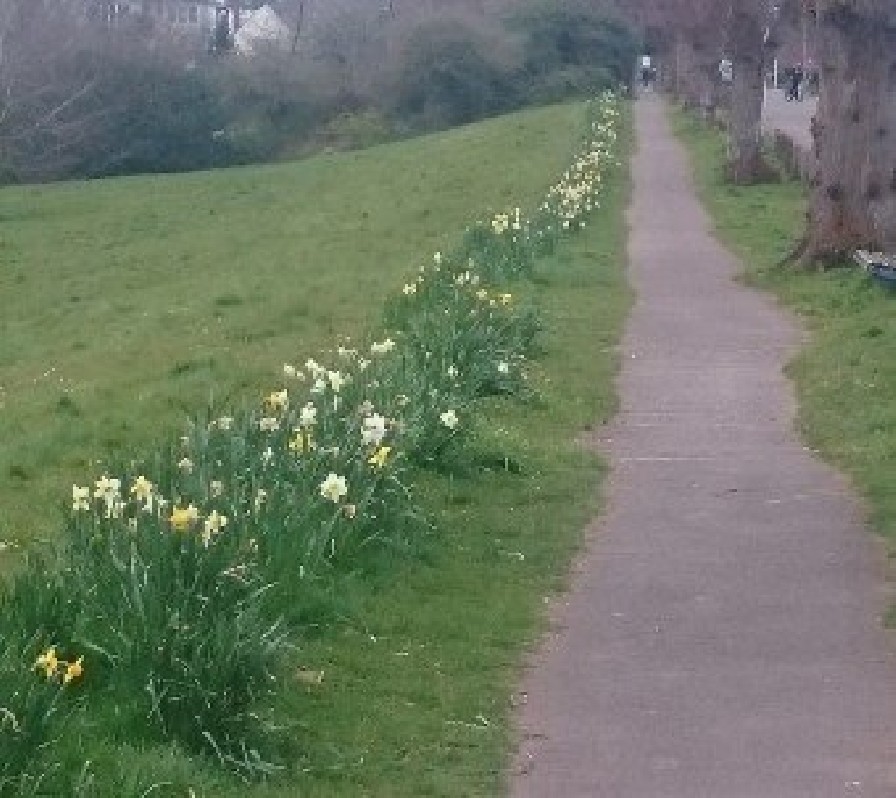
top-left (806, 1), bottom-right (896, 263)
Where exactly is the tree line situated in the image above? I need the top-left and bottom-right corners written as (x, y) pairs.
top-left (0, 0), bottom-right (636, 183)
top-left (629, 0), bottom-right (896, 266)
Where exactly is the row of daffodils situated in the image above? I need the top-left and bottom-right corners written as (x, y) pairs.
top-left (0, 93), bottom-right (621, 791)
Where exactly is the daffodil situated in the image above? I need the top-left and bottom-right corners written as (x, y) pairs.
top-left (497, 361), bottom-right (510, 374)
top-left (177, 457), bottom-right (194, 473)
top-left (447, 365), bottom-right (459, 379)
top-left (94, 475), bottom-right (123, 518)
top-left (62, 656), bottom-right (84, 685)
top-left (440, 409), bottom-right (459, 430)
top-left (283, 363), bottom-right (297, 378)
top-left (265, 389), bottom-right (289, 412)
top-left (319, 473), bottom-right (348, 504)
top-left (259, 416), bottom-right (280, 432)
top-left (328, 370), bottom-right (347, 392)
top-left (72, 485), bottom-right (91, 512)
top-left (402, 283), bottom-right (417, 296)
top-left (209, 479), bottom-right (224, 498)
top-left (300, 402), bottom-right (317, 427)
top-left (362, 414), bottom-right (387, 446)
top-left (368, 446), bottom-right (391, 470)
top-left (371, 338), bottom-right (396, 355)
top-left (170, 504), bottom-right (199, 531)
top-left (130, 475), bottom-right (153, 502)
top-left (305, 358), bottom-right (325, 378)
top-left (289, 430), bottom-right (315, 454)
top-left (201, 511), bottom-right (228, 547)
top-left (93, 475), bottom-right (120, 502)
top-left (34, 647), bottom-right (58, 680)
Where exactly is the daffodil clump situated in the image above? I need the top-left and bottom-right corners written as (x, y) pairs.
top-left (1, 630), bottom-right (80, 793)
top-left (456, 206), bottom-right (538, 282)
top-left (0, 92), bottom-right (621, 784)
top-left (383, 256), bottom-right (536, 446)
top-left (538, 91), bottom-right (619, 235)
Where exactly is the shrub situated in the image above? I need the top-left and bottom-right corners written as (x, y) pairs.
top-left (507, 5), bottom-right (638, 90)
top-left (390, 20), bottom-right (520, 129)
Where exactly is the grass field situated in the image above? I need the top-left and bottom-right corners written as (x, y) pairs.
top-left (0, 101), bottom-right (588, 554)
top-left (0, 102), bottom-right (632, 795)
top-left (673, 109), bottom-right (896, 553)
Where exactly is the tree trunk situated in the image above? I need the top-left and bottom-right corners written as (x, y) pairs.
top-left (805, 2), bottom-right (896, 264)
top-left (727, 7), bottom-right (767, 183)
top-left (676, 35), bottom-right (718, 119)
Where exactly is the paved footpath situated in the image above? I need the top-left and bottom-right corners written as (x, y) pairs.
top-left (511, 96), bottom-right (896, 797)
top-left (763, 87), bottom-right (816, 149)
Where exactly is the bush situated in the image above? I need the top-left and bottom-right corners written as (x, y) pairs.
top-left (77, 53), bottom-right (236, 178)
top-left (507, 5), bottom-right (638, 88)
top-left (390, 20), bottom-right (521, 129)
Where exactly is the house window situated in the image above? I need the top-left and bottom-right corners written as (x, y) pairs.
top-left (156, 0), bottom-right (163, 16)
top-left (167, 4), bottom-right (177, 22)
top-left (188, 5), bottom-right (198, 23)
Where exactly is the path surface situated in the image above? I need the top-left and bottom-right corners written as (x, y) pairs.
top-left (511, 96), bottom-right (896, 796)
top-left (763, 87), bottom-right (816, 149)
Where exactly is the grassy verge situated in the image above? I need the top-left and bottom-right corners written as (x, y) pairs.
top-left (672, 109), bottom-right (896, 551)
top-left (1, 102), bottom-right (632, 795)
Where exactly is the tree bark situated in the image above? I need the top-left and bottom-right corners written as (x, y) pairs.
top-left (805, 1), bottom-right (896, 264)
top-left (727, 5), bottom-right (767, 183)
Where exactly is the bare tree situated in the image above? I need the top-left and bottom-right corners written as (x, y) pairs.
top-left (0, 1), bottom-right (106, 180)
top-left (803, 0), bottom-right (896, 263)
top-left (727, 0), bottom-right (772, 183)
top-left (628, 0), bottom-right (777, 184)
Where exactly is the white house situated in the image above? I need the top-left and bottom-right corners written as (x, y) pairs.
top-left (100, 2), bottom-right (287, 53)
top-left (100, 2), bottom-right (250, 38)
top-left (233, 5), bottom-right (290, 54)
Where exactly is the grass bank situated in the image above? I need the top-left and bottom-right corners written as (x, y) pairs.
top-left (1, 102), bottom-right (632, 795)
top-left (0, 101), bottom-right (585, 555)
top-left (672, 109), bottom-right (896, 552)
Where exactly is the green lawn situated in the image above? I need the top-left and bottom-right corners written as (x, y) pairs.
top-left (0, 102), bottom-right (586, 553)
top-left (673, 109), bottom-right (896, 550)
top-left (0, 103), bottom-right (633, 795)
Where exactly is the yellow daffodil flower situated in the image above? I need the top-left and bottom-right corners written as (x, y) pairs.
top-left (170, 504), bottom-right (199, 531)
top-left (368, 446), bottom-right (392, 470)
top-left (62, 656), bottom-right (84, 685)
top-left (130, 475), bottom-right (154, 511)
top-left (289, 430), bottom-right (315, 454)
top-left (265, 389), bottom-right (289, 412)
top-left (34, 647), bottom-right (58, 680)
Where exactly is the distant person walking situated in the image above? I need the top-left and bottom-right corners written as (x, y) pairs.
top-left (786, 64), bottom-right (804, 102)
top-left (640, 54), bottom-right (654, 91)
